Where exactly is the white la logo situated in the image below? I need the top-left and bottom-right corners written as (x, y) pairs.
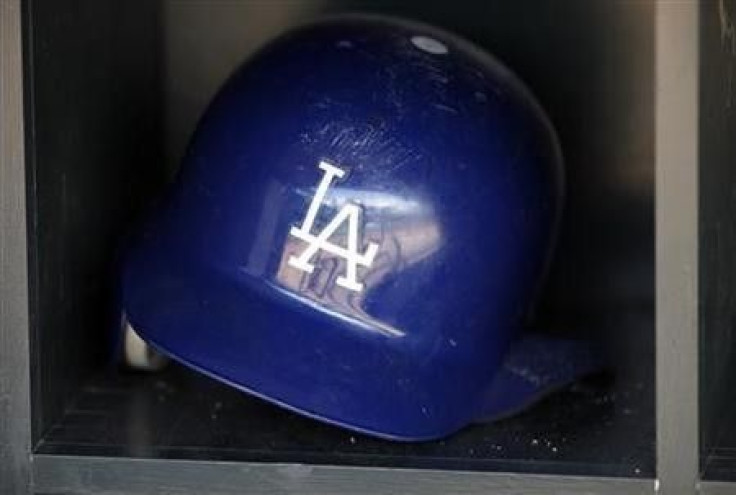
top-left (289, 161), bottom-right (379, 292)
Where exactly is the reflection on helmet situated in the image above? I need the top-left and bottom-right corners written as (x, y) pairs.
top-left (273, 161), bottom-right (442, 337)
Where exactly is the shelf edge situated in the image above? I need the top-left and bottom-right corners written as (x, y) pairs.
top-left (32, 454), bottom-right (656, 495)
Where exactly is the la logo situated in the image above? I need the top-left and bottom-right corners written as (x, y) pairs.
top-left (289, 161), bottom-right (379, 292)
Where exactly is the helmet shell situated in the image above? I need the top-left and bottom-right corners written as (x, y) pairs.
top-left (122, 15), bottom-right (563, 440)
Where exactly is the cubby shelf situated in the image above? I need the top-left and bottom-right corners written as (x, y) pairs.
top-left (0, 1), bottom-right (727, 494)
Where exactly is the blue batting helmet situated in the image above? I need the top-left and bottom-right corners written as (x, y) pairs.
top-left (119, 15), bottom-right (599, 440)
